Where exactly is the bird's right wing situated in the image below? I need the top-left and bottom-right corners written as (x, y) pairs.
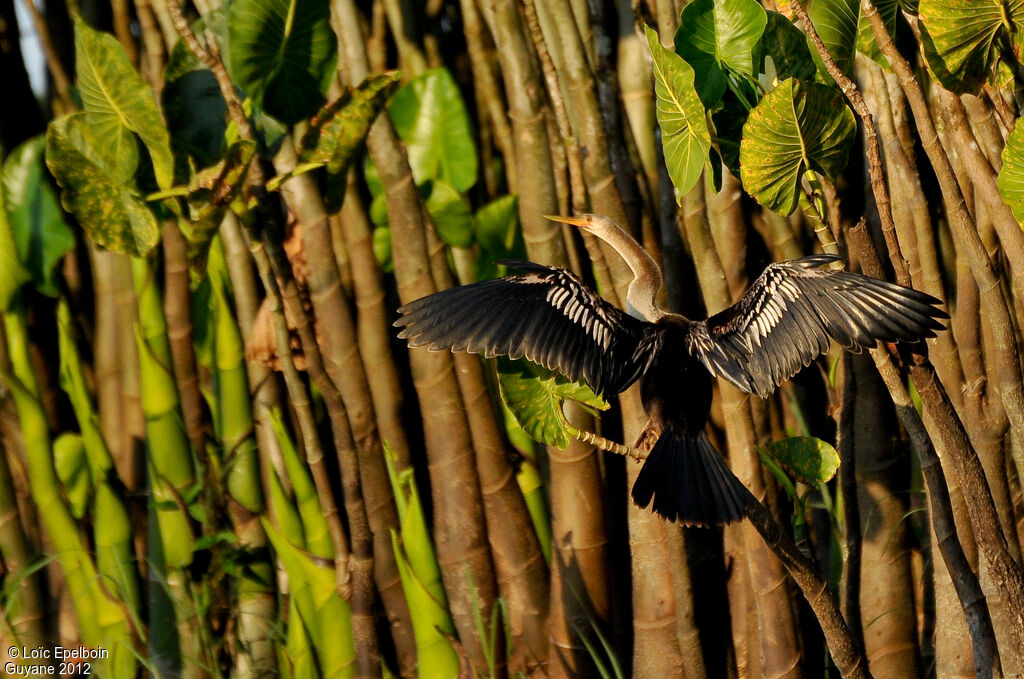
top-left (687, 255), bottom-right (948, 398)
top-left (395, 261), bottom-right (656, 396)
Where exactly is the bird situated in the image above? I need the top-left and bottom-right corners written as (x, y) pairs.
top-left (394, 214), bottom-right (948, 526)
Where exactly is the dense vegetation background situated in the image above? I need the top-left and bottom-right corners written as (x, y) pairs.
top-left (2, 0), bottom-right (1024, 677)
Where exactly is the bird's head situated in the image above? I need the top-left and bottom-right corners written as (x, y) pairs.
top-left (543, 213), bottom-right (598, 232)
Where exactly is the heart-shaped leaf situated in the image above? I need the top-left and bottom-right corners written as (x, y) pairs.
top-left (760, 436), bottom-right (840, 484)
top-left (2, 136), bottom-right (76, 297)
top-left (75, 16), bottom-right (174, 189)
top-left (646, 25), bottom-right (712, 200)
top-left (807, 0), bottom-right (861, 80)
top-left (473, 195), bottom-right (526, 281)
top-left (739, 78), bottom-right (855, 215)
top-left (760, 12), bottom-right (817, 85)
top-left (497, 357), bottom-right (608, 449)
top-left (387, 68), bottom-right (478, 192)
top-left (45, 115), bottom-right (160, 257)
top-left (674, 0), bottom-right (767, 108)
top-left (919, 0), bottom-right (1024, 93)
top-left (228, 0), bottom-right (337, 124)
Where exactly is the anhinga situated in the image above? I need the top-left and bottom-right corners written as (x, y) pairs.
top-left (395, 214), bottom-right (947, 526)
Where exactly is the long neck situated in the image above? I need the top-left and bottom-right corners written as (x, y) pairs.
top-left (594, 220), bottom-right (664, 321)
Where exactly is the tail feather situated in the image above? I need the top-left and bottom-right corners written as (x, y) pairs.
top-left (631, 428), bottom-right (747, 526)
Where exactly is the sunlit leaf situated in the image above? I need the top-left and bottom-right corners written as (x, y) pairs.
top-left (45, 116), bottom-right (160, 257)
top-left (474, 195), bottom-right (526, 281)
top-left (646, 25), bottom-right (712, 200)
top-left (998, 122), bottom-right (1024, 224)
top-left (761, 436), bottom-right (840, 484)
top-left (74, 16), bottom-right (174, 189)
top-left (2, 137), bottom-right (76, 297)
top-left (807, 0), bottom-right (860, 80)
top-left (674, 0), bottom-right (767, 108)
top-left (497, 358), bottom-right (608, 449)
top-left (855, 0), bottom-right (905, 69)
top-left (300, 72), bottom-right (400, 175)
top-left (918, 0), bottom-right (1024, 94)
top-left (739, 78), bottom-right (855, 215)
top-left (228, 0), bottom-right (337, 124)
top-left (423, 180), bottom-right (474, 248)
top-left (387, 68), bottom-right (478, 192)
top-left (186, 140), bottom-right (257, 275)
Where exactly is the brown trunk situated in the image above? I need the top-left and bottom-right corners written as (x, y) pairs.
top-left (850, 354), bottom-right (920, 678)
top-left (274, 138), bottom-right (417, 675)
top-left (682, 180), bottom-right (804, 679)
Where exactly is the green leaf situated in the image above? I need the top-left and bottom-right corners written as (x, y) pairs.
top-left (998, 121), bottom-right (1024, 224)
top-left (647, 25), bottom-right (712, 200)
top-left (388, 68), bottom-right (478, 192)
top-left (372, 224), bottom-right (393, 273)
top-left (855, 0), bottom-right (904, 69)
top-left (674, 0), bottom-right (767, 108)
top-left (186, 140), bottom-right (257, 275)
top-left (474, 195), bottom-right (526, 281)
top-left (918, 0), bottom-right (1024, 93)
top-left (761, 436), bottom-right (840, 484)
top-left (760, 12), bottom-right (816, 85)
top-left (163, 69), bottom-right (227, 169)
top-left (45, 116), bottom-right (160, 257)
top-left (423, 180), bottom-right (474, 248)
top-left (739, 78), bottom-right (856, 215)
top-left (300, 72), bottom-right (400, 174)
top-left (497, 358), bottom-right (608, 449)
top-left (807, 0), bottom-right (861, 81)
top-left (228, 0), bottom-right (337, 124)
top-left (2, 137), bottom-right (76, 297)
top-left (0, 184), bottom-right (31, 311)
top-left (74, 16), bottom-right (174, 189)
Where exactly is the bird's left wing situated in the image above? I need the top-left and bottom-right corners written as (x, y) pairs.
top-left (687, 255), bottom-right (948, 398)
top-left (395, 261), bottom-right (655, 396)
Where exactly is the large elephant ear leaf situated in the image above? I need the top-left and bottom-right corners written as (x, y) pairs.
top-left (2, 137), bottom-right (76, 297)
top-left (74, 16), bottom-right (174, 189)
top-left (228, 0), bottom-right (337, 124)
top-left (739, 79), bottom-right (856, 215)
top-left (806, 0), bottom-right (861, 80)
top-left (674, 0), bottom-right (767, 108)
top-left (45, 115), bottom-right (160, 257)
top-left (646, 25), bottom-right (712, 200)
top-left (918, 0), bottom-right (1024, 94)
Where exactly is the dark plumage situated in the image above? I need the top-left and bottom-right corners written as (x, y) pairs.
top-left (395, 216), bottom-right (948, 526)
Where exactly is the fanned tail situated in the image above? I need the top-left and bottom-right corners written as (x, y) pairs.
top-left (631, 427), bottom-right (747, 526)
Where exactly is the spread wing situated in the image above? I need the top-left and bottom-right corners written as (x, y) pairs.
top-left (687, 255), bottom-right (948, 398)
top-left (395, 261), bottom-right (656, 396)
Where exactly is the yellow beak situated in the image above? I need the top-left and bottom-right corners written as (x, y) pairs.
top-left (543, 214), bottom-right (590, 228)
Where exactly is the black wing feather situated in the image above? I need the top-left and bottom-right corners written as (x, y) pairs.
top-left (688, 255), bottom-right (948, 398)
top-left (395, 261), bottom-right (655, 396)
